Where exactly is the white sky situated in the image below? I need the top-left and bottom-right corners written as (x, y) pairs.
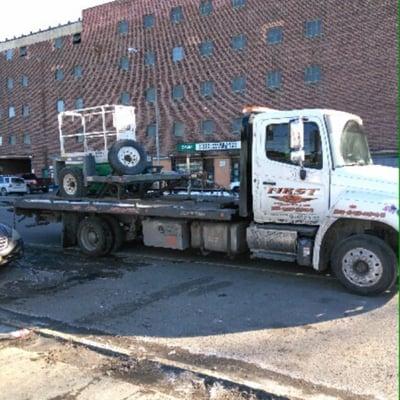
top-left (0, 0), bottom-right (110, 41)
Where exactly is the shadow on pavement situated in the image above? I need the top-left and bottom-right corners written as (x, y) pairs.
top-left (0, 244), bottom-right (395, 339)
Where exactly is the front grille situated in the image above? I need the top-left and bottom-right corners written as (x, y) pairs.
top-left (0, 236), bottom-right (9, 251)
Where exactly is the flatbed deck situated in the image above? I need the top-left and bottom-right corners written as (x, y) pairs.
top-left (14, 194), bottom-right (239, 221)
top-left (85, 171), bottom-right (184, 184)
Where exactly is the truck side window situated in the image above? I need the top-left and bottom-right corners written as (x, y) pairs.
top-left (265, 122), bottom-right (323, 169)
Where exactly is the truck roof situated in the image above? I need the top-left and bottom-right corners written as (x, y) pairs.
top-left (243, 106), bottom-right (360, 121)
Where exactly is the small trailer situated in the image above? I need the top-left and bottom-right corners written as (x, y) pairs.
top-left (14, 107), bottom-right (399, 296)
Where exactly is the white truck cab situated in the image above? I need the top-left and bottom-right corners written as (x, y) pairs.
top-left (245, 108), bottom-right (398, 295)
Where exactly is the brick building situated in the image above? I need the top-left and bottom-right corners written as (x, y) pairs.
top-left (0, 0), bottom-right (397, 186)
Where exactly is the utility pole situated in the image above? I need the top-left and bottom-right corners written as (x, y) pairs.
top-left (129, 46), bottom-right (160, 166)
top-left (155, 89), bottom-right (160, 165)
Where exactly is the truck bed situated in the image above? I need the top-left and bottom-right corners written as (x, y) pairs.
top-left (14, 194), bottom-right (239, 221)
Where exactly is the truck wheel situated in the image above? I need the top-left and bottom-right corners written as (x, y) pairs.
top-left (77, 217), bottom-right (114, 257)
top-left (108, 139), bottom-right (147, 176)
top-left (59, 167), bottom-right (85, 198)
top-left (331, 234), bottom-right (397, 296)
top-left (104, 216), bottom-right (124, 252)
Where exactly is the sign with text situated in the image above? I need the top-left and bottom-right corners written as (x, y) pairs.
top-left (177, 141), bottom-right (241, 153)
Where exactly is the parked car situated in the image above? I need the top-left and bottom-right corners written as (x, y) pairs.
top-left (21, 173), bottom-right (50, 194)
top-left (230, 181), bottom-right (240, 193)
top-left (0, 176), bottom-right (28, 196)
top-left (0, 223), bottom-right (23, 266)
top-left (372, 151), bottom-right (398, 168)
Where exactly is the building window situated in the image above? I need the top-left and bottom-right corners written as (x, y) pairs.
top-left (305, 19), bottom-right (322, 38)
top-left (8, 106), bottom-right (16, 118)
top-left (146, 87), bottom-right (156, 103)
top-left (231, 117), bottom-right (242, 135)
top-left (171, 6), bottom-right (183, 24)
top-left (201, 120), bottom-right (215, 135)
top-left (144, 14), bottom-right (155, 29)
top-left (147, 123), bottom-right (156, 137)
top-left (22, 105), bottom-right (30, 117)
top-left (23, 133), bottom-right (31, 145)
top-left (118, 20), bottom-right (129, 35)
top-left (73, 65), bottom-right (83, 78)
top-left (231, 34), bottom-right (247, 51)
top-left (56, 100), bottom-right (65, 113)
top-left (267, 70), bottom-right (282, 90)
top-left (72, 33), bottom-right (81, 45)
top-left (120, 92), bottom-right (131, 106)
top-left (55, 68), bottom-right (64, 81)
top-left (200, 81), bottom-right (214, 98)
top-left (172, 85), bottom-right (184, 101)
top-left (305, 65), bottom-right (321, 84)
top-left (54, 37), bottom-right (63, 49)
top-left (76, 130), bottom-right (84, 143)
top-left (232, 76), bottom-right (246, 93)
top-left (75, 98), bottom-right (84, 110)
top-left (199, 40), bottom-right (214, 57)
top-left (20, 46), bottom-right (27, 57)
top-left (7, 78), bottom-right (14, 91)
top-left (119, 56), bottom-right (130, 71)
top-left (145, 51), bottom-right (155, 66)
top-left (172, 46), bottom-right (185, 62)
top-left (0, 136), bottom-right (2, 146)
top-left (21, 75), bottom-right (28, 87)
top-left (9, 135), bottom-right (16, 145)
top-left (200, 0), bottom-right (213, 16)
top-left (173, 122), bottom-right (185, 137)
top-left (5, 49), bottom-right (13, 61)
top-left (267, 27), bottom-right (283, 45)
top-left (232, 0), bottom-right (246, 9)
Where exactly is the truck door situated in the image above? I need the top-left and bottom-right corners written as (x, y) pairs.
top-left (253, 115), bottom-right (329, 225)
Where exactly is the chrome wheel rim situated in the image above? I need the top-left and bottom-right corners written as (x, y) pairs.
top-left (81, 225), bottom-right (100, 251)
top-left (342, 247), bottom-right (383, 287)
top-left (117, 146), bottom-right (140, 168)
top-left (63, 174), bottom-right (78, 195)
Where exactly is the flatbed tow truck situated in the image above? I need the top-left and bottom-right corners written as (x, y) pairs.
top-left (14, 106), bottom-right (398, 296)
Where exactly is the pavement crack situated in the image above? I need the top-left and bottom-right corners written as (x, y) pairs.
top-left (75, 277), bottom-right (215, 325)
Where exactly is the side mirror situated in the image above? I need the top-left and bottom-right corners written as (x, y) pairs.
top-left (290, 119), bottom-right (304, 150)
top-left (290, 119), bottom-right (305, 166)
top-left (290, 150), bottom-right (305, 165)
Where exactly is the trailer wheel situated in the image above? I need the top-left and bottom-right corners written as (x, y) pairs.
top-left (331, 234), bottom-right (397, 296)
top-left (108, 139), bottom-right (147, 176)
top-left (77, 217), bottom-right (114, 257)
top-left (104, 216), bottom-right (125, 252)
top-left (59, 167), bottom-right (85, 198)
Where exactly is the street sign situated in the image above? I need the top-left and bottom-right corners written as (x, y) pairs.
top-left (177, 143), bottom-right (196, 152)
top-left (177, 141), bottom-right (241, 153)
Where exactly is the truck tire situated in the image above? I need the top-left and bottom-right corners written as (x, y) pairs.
top-left (331, 234), bottom-right (397, 296)
top-left (104, 215), bottom-right (125, 252)
top-left (59, 167), bottom-right (85, 198)
top-left (77, 217), bottom-right (114, 257)
top-left (108, 139), bottom-right (147, 176)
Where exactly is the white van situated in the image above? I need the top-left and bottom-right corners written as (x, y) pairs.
top-left (0, 176), bottom-right (28, 196)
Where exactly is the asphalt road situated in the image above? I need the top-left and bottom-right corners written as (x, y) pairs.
top-left (0, 198), bottom-right (397, 399)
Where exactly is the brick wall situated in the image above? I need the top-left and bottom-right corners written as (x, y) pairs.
top-left (0, 0), bottom-right (397, 174)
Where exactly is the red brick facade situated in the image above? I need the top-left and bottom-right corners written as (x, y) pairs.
top-left (0, 0), bottom-right (397, 175)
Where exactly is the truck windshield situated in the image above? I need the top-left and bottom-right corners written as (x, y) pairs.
top-left (339, 120), bottom-right (372, 166)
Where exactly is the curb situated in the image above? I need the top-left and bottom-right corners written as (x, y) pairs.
top-left (0, 314), bottom-right (371, 400)
top-left (0, 319), bottom-right (288, 400)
